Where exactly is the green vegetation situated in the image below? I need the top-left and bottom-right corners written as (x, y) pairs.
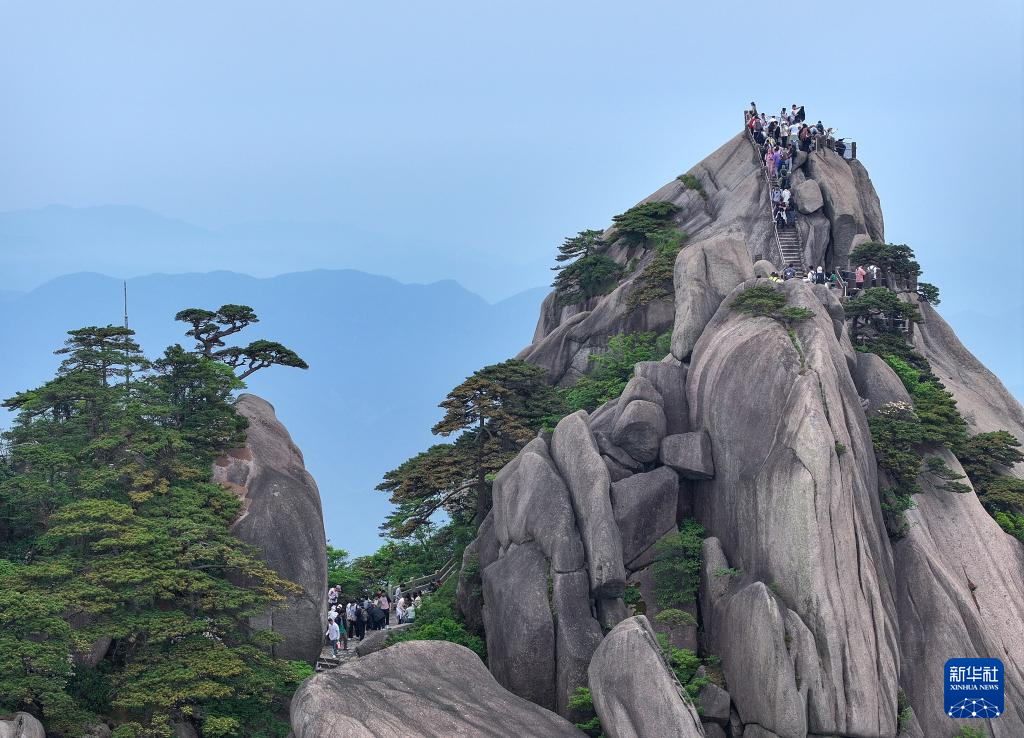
top-left (655, 608), bottom-right (697, 628)
top-left (385, 577), bottom-right (485, 660)
top-left (730, 285), bottom-right (814, 370)
top-left (883, 355), bottom-right (967, 446)
top-left (868, 402), bottom-right (923, 538)
top-left (916, 281), bottom-right (941, 305)
top-left (924, 456), bottom-right (972, 494)
top-left (626, 228), bottom-right (688, 311)
top-left (558, 331), bottom-right (671, 414)
top-left (175, 304), bottom-right (308, 379)
top-left (835, 441), bottom-right (847, 456)
top-left (955, 431), bottom-right (1024, 543)
top-left (0, 312), bottom-right (308, 737)
top-left (551, 229), bottom-right (623, 306)
top-left (378, 359), bottom-right (565, 536)
top-left (952, 727), bottom-right (988, 738)
top-left (676, 173), bottom-right (707, 200)
top-left (845, 287), bottom-right (921, 339)
top-left (622, 581), bottom-right (645, 614)
top-left (713, 566), bottom-right (742, 578)
top-left (610, 201), bottom-right (681, 247)
top-left (652, 519), bottom-right (705, 609)
top-left (895, 688), bottom-right (913, 734)
top-left (848, 241), bottom-right (922, 284)
top-left (568, 687), bottom-right (605, 737)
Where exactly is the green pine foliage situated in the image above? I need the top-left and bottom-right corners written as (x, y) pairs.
top-left (955, 431), bottom-right (1024, 539)
top-left (558, 331), bottom-right (671, 414)
top-left (0, 322), bottom-right (307, 737)
top-left (883, 355), bottom-right (967, 446)
top-left (652, 519), bottom-right (705, 609)
top-left (551, 230), bottom-right (622, 306)
top-left (626, 229), bottom-right (688, 311)
top-left (610, 201), bottom-right (681, 246)
top-left (385, 577), bottom-right (485, 660)
top-left (868, 402), bottom-right (923, 538)
top-left (568, 687), bottom-right (605, 737)
top-left (848, 242), bottom-right (922, 282)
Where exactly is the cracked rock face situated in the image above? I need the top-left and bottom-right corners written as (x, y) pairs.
top-left (688, 280), bottom-right (900, 737)
top-left (212, 393), bottom-right (327, 664)
top-left (894, 447), bottom-right (1024, 738)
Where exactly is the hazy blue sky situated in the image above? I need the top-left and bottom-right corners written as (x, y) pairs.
top-left (2, 2), bottom-right (1023, 551)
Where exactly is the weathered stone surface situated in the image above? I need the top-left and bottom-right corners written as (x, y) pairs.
top-left (612, 399), bottom-right (667, 464)
top-left (492, 437), bottom-right (586, 572)
top-left (524, 133), bottom-right (774, 384)
top-left (805, 149), bottom-right (870, 267)
top-left (481, 542), bottom-right (556, 710)
top-left (635, 360), bottom-right (689, 436)
top-left (792, 179), bottom-right (823, 214)
top-left (0, 713), bottom-right (45, 738)
top-left (672, 233), bottom-right (756, 361)
top-left (714, 582), bottom-right (805, 738)
top-left (742, 727), bottom-right (780, 738)
top-left (795, 210), bottom-right (830, 269)
top-left (702, 724), bottom-right (726, 738)
top-left (550, 412), bottom-right (625, 597)
top-left (595, 596), bottom-right (630, 632)
top-left (752, 259), bottom-right (775, 278)
top-left (291, 641), bottom-right (586, 737)
top-left (456, 510), bottom-right (497, 634)
top-left (616, 375), bottom-right (663, 408)
top-left (603, 455), bottom-right (633, 481)
top-left (848, 158), bottom-right (885, 241)
top-left (594, 431), bottom-right (643, 472)
top-left (688, 281), bottom-right (899, 738)
top-left (353, 623), bottom-right (413, 657)
top-left (212, 394), bottom-right (327, 663)
top-left (552, 571), bottom-right (604, 718)
top-left (588, 616), bottom-right (704, 738)
top-left (895, 447), bottom-right (1024, 738)
top-left (853, 351), bottom-right (911, 415)
top-left (698, 682), bottom-right (731, 724)
top-left (660, 431), bottom-right (714, 479)
top-left (172, 723), bottom-right (198, 738)
top-left (611, 466), bottom-right (679, 569)
top-left (914, 300), bottom-right (1024, 477)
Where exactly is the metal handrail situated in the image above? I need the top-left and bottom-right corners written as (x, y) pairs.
top-left (397, 556), bottom-right (458, 594)
top-left (743, 117), bottom-right (786, 268)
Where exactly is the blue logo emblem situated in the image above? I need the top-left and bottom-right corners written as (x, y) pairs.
top-left (945, 658), bottom-right (1004, 718)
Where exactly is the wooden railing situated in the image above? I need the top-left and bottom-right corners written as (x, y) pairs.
top-left (396, 556), bottom-right (459, 595)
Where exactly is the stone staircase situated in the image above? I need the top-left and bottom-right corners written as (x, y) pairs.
top-left (777, 225), bottom-right (802, 272)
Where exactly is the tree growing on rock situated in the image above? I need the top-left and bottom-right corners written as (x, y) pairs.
top-left (849, 241), bottom-right (922, 288)
top-left (175, 304), bottom-right (308, 380)
top-left (610, 201), bottom-right (681, 247)
top-left (845, 287), bottom-right (921, 341)
top-left (379, 360), bottom-right (565, 535)
top-left (551, 229), bottom-right (622, 306)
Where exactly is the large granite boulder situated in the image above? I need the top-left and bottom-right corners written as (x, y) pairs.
top-left (212, 394), bottom-right (327, 663)
top-left (481, 542), bottom-right (556, 710)
top-left (290, 641), bottom-right (586, 737)
top-left (795, 210), bottom-right (831, 269)
top-left (0, 713), bottom-right (45, 738)
top-left (804, 149), bottom-right (871, 267)
top-left (688, 281), bottom-right (900, 737)
top-left (894, 447), bottom-right (1024, 738)
top-left (588, 616), bottom-right (704, 738)
top-left (660, 431), bottom-right (714, 479)
top-left (550, 412), bottom-right (625, 597)
top-left (611, 399), bottom-right (667, 463)
top-left (671, 233), bottom-right (755, 361)
top-left (792, 179), bottom-right (823, 214)
top-left (634, 360), bottom-right (689, 436)
top-left (610, 466), bottom-right (679, 570)
top-left (456, 510), bottom-right (498, 634)
top-left (848, 158), bottom-right (885, 241)
top-left (852, 351), bottom-right (911, 415)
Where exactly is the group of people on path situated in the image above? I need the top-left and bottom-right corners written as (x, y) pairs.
top-left (323, 586), bottom-right (423, 657)
top-left (765, 262), bottom-right (883, 295)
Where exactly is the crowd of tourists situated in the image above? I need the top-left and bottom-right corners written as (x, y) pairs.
top-left (764, 262), bottom-right (884, 294)
top-left (322, 586), bottom-right (424, 657)
top-left (746, 102), bottom-right (848, 231)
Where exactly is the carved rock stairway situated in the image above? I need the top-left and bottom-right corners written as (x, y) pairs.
top-left (778, 224), bottom-right (802, 272)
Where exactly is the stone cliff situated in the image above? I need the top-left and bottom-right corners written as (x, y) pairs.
top-left (462, 134), bottom-right (1024, 738)
top-left (213, 393), bottom-right (328, 664)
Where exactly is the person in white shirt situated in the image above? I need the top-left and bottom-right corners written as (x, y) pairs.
top-left (326, 618), bottom-right (342, 657)
top-left (396, 596), bottom-right (408, 623)
top-left (782, 188), bottom-right (791, 206)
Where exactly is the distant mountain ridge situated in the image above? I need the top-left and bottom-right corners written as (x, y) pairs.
top-left (0, 269), bottom-right (548, 556)
top-left (0, 204), bottom-right (532, 301)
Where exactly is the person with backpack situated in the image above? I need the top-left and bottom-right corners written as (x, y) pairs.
top-left (783, 264), bottom-right (797, 281)
top-left (345, 601), bottom-right (356, 638)
top-left (814, 266), bottom-right (826, 285)
top-left (355, 601), bottom-right (367, 639)
top-left (855, 265), bottom-right (866, 293)
top-left (377, 592), bottom-right (391, 627)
